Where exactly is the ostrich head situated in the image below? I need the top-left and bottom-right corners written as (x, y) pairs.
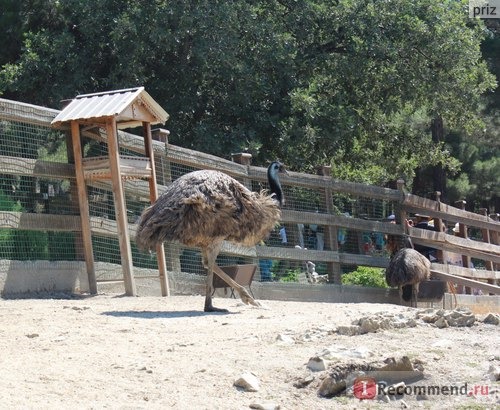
top-left (267, 161), bottom-right (287, 206)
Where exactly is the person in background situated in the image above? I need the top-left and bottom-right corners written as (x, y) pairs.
top-left (412, 214), bottom-right (439, 261)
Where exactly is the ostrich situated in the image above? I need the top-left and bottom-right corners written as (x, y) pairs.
top-left (385, 236), bottom-right (431, 307)
top-left (136, 161), bottom-right (287, 312)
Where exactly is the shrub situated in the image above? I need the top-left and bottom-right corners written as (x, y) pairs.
top-left (341, 266), bottom-right (388, 288)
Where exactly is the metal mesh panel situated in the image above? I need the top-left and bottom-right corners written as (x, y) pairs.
top-left (0, 118), bottom-right (82, 265)
top-left (1, 99), bottom-right (496, 296)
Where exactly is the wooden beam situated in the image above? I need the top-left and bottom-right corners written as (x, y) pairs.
top-left (0, 154), bottom-right (75, 178)
top-left (70, 121), bottom-right (97, 295)
top-left (432, 263), bottom-right (500, 281)
top-left (0, 211), bottom-right (80, 231)
top-left (106, 118), bottom-right (136, 296)
top-left (430, 269), bottom-right (500, 295)
top-left (409, 227), bottom-right (500, 264)
top-left (404, 195), bottom-right (500, 232)
top-left (143, 121), bottom-right (170, 297)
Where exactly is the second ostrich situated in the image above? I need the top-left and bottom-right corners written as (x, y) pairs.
top-left (136, 161), bottom-right (287, 312)
top-left (385, 236), bottom-right (431, 307)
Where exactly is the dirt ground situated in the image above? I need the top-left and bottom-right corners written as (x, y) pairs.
top-left (0, 293), bottom-right (498, 410)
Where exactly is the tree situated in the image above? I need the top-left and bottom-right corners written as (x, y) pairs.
top-left (0, 0), bottom-right (496, 199)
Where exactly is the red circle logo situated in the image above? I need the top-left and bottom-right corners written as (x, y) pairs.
top-left (353, 377), bottom-right (377, 400)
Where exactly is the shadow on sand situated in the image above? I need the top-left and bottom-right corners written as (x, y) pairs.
top-left (101, 310), bottom-right (236, 319)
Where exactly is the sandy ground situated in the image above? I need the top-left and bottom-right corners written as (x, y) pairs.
top-left (0, 293), bottom-right (498, 410)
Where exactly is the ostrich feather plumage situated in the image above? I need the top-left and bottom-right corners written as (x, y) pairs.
top-left (136, 161), bottom-right (286, 312)
top-left (385, 240), bottom-right (431, 306)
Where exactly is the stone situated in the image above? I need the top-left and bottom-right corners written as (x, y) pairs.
top-left (483, 313), bottom-right (500, 325)
top-left (434, 317), bottom-right (449, 328)
top-left (307, 356), bottom-right (327, 372)
top-left (488, 364), bottom-right (500, 381)
top-left (318, 376), bottom-right (346, 397)
top-left (336, 325), bottom-right (361, 336)
top-left (276, 334), bottom-right (295, 344)
top-left (234, 372), bottom-right (260, 392)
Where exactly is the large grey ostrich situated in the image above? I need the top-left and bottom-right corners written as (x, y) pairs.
top-left (385, 236), bottom-right (431, 307)
top-left (136, 162), bottom-right (287, 312)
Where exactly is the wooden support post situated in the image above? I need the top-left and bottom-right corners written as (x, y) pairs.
top-left (455, 200), bottom-right (471, 294)
top-left (144, 122), bottom-right (170, 297)
top-left (490, 213), bottom-right (500, 273)
top-left (70, 121), bottom-right (97, 294)
top-left (65, 132), bottom-right (85, 263)
top-left (317, 165), bottom-right (341, 284)
top-left (232, 153), bottom-right (260, 276)
top-left (106, 119), bottom-right (136, 296)
top-left (479, 208), bottom-right (494, 274)
top-left (396, 179), bottom-right (408, 233)
top-left (151, 128), bottom-right (171, 186)
top-left (433, 191), bottom-right (444, 263)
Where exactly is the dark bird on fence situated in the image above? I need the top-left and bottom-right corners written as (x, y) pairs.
top-left (135, 161), bottom-right (287, 312)
top-left (385, 236), bottom-right (431, 307)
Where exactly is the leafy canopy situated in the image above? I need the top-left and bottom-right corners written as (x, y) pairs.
top-left (0, 0), bottom-right (496, 190)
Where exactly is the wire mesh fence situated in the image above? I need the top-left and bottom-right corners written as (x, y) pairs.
top-left (0, 98), bottom-right (498, 296)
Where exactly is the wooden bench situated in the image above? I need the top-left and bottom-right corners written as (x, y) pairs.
top-left (212, 264), bottom-right (257, 298)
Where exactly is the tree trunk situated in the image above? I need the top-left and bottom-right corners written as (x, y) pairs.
top-left (431, 116), bottom-right (446, 202)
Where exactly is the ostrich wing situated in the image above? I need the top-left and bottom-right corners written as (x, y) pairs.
top-left (136, 170), bottom-right (281, 250)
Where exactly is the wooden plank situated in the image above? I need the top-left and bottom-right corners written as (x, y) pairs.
top-left (281, 210), bottom-right (404, 235)
top-left (430, 269), bottom-right (500, 295)
top-left (70, 121), bottom-right (97, 295)
top-left (0, 98), bottom-right (58, 126)
top-left (432, 263), bottom-right (500, 281)
top-left (106, 118), bottom-right (137, 296)
top-left (87, 179), bottom-right (154, 201)
top-left (167, 144), bottom-right (248, 176)
top-left (410, 228), bottom-right (500, 264)
top-left (0, 155), bottom-right (75, 178)
top-left (0, 211), bottom-right (80, 231)
top-left (404, 195), bottom-right (500, 232)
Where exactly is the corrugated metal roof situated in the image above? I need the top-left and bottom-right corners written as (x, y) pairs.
top-left (51, 87), bottom-right (169, 127)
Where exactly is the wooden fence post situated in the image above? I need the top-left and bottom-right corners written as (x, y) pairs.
top-left (455, 200), bottom-right (471, 294)
top-left (232, 153), bottom-right (260, 275)
top-left (433, 191), bottom-right (444, 263)
top-left (396, 179), bottom-right (408, 233)
top-left (317, 165), bottom-right (341, 284)
top-left (153, 129), bottom-right (181, 277)
top-left (151, 128), bottom-right (171, 186)
top-left (479, 208), bottom-right (495, 291)
top-left (489, 213), bottom-right (499, 274)
top-left (144, 122), bottom-right (170, 297)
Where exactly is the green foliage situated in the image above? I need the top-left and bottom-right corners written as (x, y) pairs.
top-left (280, 268), bottom-right (301, 283)
top-left (0, 0), bottom-right (497, 204)
top-left (0, 188), bottom-right (77, 261)
top-left (342, 266), bottom-right (388, 289)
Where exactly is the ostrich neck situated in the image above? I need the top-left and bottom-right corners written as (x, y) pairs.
top-left (268, 169), bottom-right (283, 206)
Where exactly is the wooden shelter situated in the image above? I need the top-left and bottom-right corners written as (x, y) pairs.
top-left (52, 87), bottom-right (170, 296)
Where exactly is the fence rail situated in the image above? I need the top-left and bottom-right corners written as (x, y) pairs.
top-left (0, 97), bottom-right (499, 295)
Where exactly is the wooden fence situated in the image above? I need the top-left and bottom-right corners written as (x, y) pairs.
top-left (0, 97), bottom-right (499, 295)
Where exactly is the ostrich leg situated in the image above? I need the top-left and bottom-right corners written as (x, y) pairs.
top-left (212, 264), bottom-right (260, 307)
top-left (202, 245), bottom-right (227, 312)
top-left (398, 286), bottom-right (404, 305)
top-left (412, 283), bottom-right (419, 308)
top-left (202, 244), bottom-right (260, 312)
